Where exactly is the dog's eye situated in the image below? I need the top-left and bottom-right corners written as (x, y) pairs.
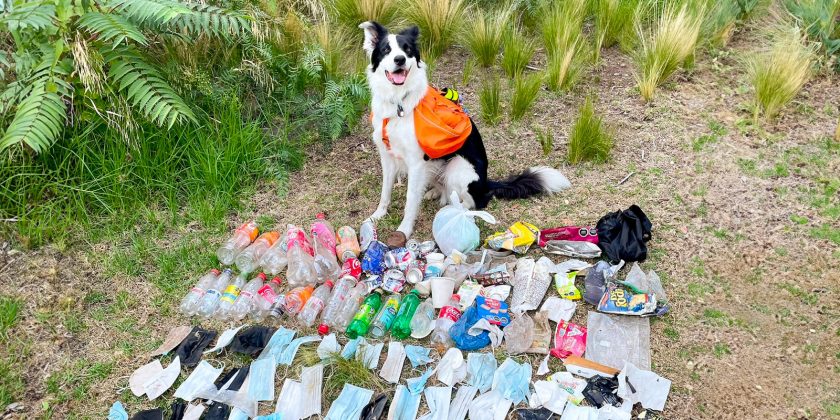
top-left (383, 46), bottom-right (391, 54)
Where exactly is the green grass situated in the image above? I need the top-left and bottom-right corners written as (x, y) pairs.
top-left (479, 74), bottom-right (503, 125)
top-left (567, 96), bottom-right (614, 163)
top-left (713, 343), bottom-right (732, 358)
top-left (749, 29), bottom-right (815, 121)
top-left (403, 0), bottom-right (467, 62)
top-left (501, 27), bottom-right (536, 77)
top-left (330, 0), bottom-right (401, 29)
top-left (0, 297), bottom-right (22, 340)
top-left (509, 72), bottom-right (543, 121)
top-left (634, 2), bottom-right (706, 101)
top-left (322, 354), bottom-right (386, 403)
top-left (692, 120), bottom-right (727, 151)
top-left (462, 5), bottom-right (512, 67)
top-left (536, 127), bottom-right (554, 156)
top-left (0, 296), bottom-right (24, 407)
top-left (592, 0), bottom-right (640, 58)
top-left (542, 0), bottom-right (588, 90)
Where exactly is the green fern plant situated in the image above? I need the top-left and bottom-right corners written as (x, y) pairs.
top-left (0, 0), bottom-right (251, 153)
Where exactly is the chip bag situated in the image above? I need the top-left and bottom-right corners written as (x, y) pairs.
top-left (554, 272), bottom-right (581, 300)
top-left (597, 284), bottom-right (657, 316)
top-left (485, 221), bottom-right (540, 254)
top-left (551, 321), bottom-right (587, 359)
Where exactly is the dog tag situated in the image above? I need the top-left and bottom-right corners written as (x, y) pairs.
top-left (397, 104), bottom-right (405, 117)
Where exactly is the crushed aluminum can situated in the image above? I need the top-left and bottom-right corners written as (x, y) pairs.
top-left (406, 239), bottom-right (421, 258)
top-left (405, 267), bottom-right (424, 284)
top-left (362, 240), bottom-right (388, 275)
top-left (359, 219), bottom-right (378, 252)
top-left (340, 257), bottom-right (362, 280)
top-left (382, 269), bottom-right (406, 293)
top-left (384, 247), bottom-right (413, 271)
top-left (363, 275), bottom-right (383, 293)
top-left (418, 240), bottom-right (437, 256)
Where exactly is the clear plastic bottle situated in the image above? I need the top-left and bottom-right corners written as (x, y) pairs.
top-left (318, 277), bottom-right (357, 335)
top-left (298, 280), bottom-right (334, 327)
top-left (370, 293), bottom-right (401, 338)
top-left (430, 294), bottom-right (462, 349)
top-left (254, 276), bottom-right (283, 320)
top-left (332, 282), bottom-right (368, 332)
top-left (217, 221), bottom-right (259, 265)
top-left (196, 269), bottom-right (233, 318)
top-left (285, 225), bottom-right (318, 287)
top-left (235, 231), bottom-right (280, 273)
top-left (310, 214), bottom-right (341, 282)
top-left (230, 273), bottom-right (266, 321)
top-left (179, 269), bottom-right (221, 315)
top-left (215, 272), bottom-right (249, 320)
top-left (268, 291), bottom-right (287, 320)
top-left (259, 238), bottom-right (289, 275)
top-left (409, 298), bottom-right (436, 339)
top-left (283, 284), bottom-right (314, 315)
top-left (335, 226), bottom-right (361, 262)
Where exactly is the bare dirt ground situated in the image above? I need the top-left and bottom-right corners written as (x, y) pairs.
top-left (1, 29), bottom-right (839, 419)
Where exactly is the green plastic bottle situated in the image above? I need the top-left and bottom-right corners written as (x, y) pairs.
top-left (346, 291), bottom-right (383, 339)
top-left (390, 290), bottom-right (421, 339)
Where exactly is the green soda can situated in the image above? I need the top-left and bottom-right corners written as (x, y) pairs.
top-left (346, 291), bottom-right (383, 339)
top-left (390, 289), bottom-right (421, 339)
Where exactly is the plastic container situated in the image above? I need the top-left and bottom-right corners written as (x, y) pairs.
top-left (318, 277), bottom-right (356, 334)
top-left (284, 285), bottom-right (314, 315)
top-left (310, 214), bottom-right (341, 282)
top-left (195, 269), bottom-right (233, 318)
top-left (179, 269), bottom-right (221, 315)
top-left (285, 225), bottom-right (318, 287)
top-left (214, 272), bottom-right (248, 319)
top-left (332, 283), bottom-right (368, 333)
top-left (430, 294), bottom-right (461, 349)
top-left (424, 253), bottom-right (445, 279)
top-left (217, 221), bottom-right (259, 265)
top-left (235, 231), bottom-right (280, 273)
top-left (254, 275), bottom-right (283, 320)
top-left (346, 291), bottom-right (383, 339)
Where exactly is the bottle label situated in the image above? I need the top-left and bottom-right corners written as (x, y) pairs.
top-left (258, 231), bottom-right (281, 246)
top-left (190, 287), bottom-right (206, 298)
top-left (311, 222), bottom-right (337, 253)
top-left (424, 265), bottom-right (443, 279)
top-left (308, 297), bottom-right (325, 313)
top-left (204, 289), bottom-right (221, 300)
top-left (379, 299), bottom-right (400, 327)
top-left (257, 285), bottom-right (279, 304)
top-left (439, 305), bottom-right (462, 322)
top-left (237, 221), bottom-right (259, 242)
top-left (287, 228), bottom-right (314, 256)
top-left (240, 291), bottom-right (254, 300)
top-left (220, 285), bottom-right (241, 304)
top-left (353, 304), bottom-right (376, 322)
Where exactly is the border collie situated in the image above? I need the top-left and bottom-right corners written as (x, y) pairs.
top-left (360, 21), bottom-right (571, 239)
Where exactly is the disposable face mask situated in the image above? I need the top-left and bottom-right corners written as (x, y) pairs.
top-left (255, 414), bottom-right (283, 420)
top-left (300, 363), bottom-right (324, 418)
top-left (231, 326), bottom-right (275, 356)
top-left (176, 327), bottom-right (218, 368)
top-left (532, 380), bottom-right (568, 414)
top-left (597, 405), bottom-right (631, 420)
top-left (361, 393), bottom-right (389, 420)
top-left (130, 360), bottom-right (163, 397)
top-left (143, 356), bottom-right (181, 401)
top-left (258, 327), bottom-right (295, 362)
top-left (437, 348), bottom-right (466, 387)
top-left (492, 358), bottom-right (531, 404)
top-left (419, 386), bottom-right (451, 420)
top-left (325, 383), bottom-right (374, 420)
top-left (407, 367), bottom-right (435, 395)
top-left (229, 376), bottom-right (259, 418)
top-left (467, 318), bottom-right (503, 348)
top-left (537, 354), bottom-right (550, 376)
top-left (466, 352), bottom-right (496, 393)
top-left (274, 378), bottom-right (303, 420)
top-left (379, 341), bottom-right (406, 384)
top-left (195, 366), bottom-right (250, 402)
top-left (404, 345), bottom-right (433, 368)
top-left (228, 408), bottom-right (249, 420)
top-left (204, 325), bottom-right (245, 354)
top-left (539, 297), bottom-right (576, 323)
top-left (150, 325), bottom-right (192, 357)
top-left (203, 403), bottom-right (231, 420)
top-left (174, 360), bottom-right (224, 402)
top-left (247, 356), bottom-right (277, 401)
top-left (616, 362), bottom-right (671, 411)
top-left (341, 337), bottom-right (362, 359)
top-left (559, 403), bottom-right (598, 420)
top-left (449, 385), bottom-right (477, 420)
top-left (469, 390), bottom-right (511, 420)
top-left (357, 340), bottom-right (384, 369)
top-left (182, 402), bottom-right (205, 420)
top-left (317, 333), bottom-right (341, 359)
top-left (387, 384), bottom-right (422, 420)
top-left (278, 335), bottom-right (321, 365)
top-left (108, 401), bottom-right (128, 420)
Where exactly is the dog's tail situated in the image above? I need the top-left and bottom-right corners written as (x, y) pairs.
top-left (487, 166), bottom-right (571, 200)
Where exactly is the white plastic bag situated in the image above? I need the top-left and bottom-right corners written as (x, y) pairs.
top-left (433, 192), bottom-right (496, 256)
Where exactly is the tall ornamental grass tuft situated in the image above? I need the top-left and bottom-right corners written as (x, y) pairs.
top-left (501, 27), bottom-right (536, 77)
top-left (403, 0), bottom-right (467, 62)
top-left (462, 5), bottom-right (513, 67)
top-left (568, 96), bottom-right (614, 164)
top-left (749, 29), bottom-right (814, 121)
top-left (479, 74), bottom-right (503, 125)
top-left (592, 0), bottom-right (640, 58)
top-left (542, 0), bottom-right (588, 91)
top-left (330, 0), bottom-right (401, 29)
top-left (510, 72), bottom-right (542, 121)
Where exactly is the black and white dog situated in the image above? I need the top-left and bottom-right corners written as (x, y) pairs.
top-left (360, 21), bottom-right (571, 239)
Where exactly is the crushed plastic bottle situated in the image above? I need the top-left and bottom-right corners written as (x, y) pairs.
top-left (179, 269), bottom-right (221, 315)
top-left (259, 235), bottom-right (289, 275)
top-left (217, 221), bottom-right (259, 265)
top-left (284, 284), bottom-right (314, 316)
top-left (409, 298), bottom-right (436, 339)
top-left (298, 280), bottom-right (334, 327)
top-left (347, 291), bottom-right (383, 339)
top-left (235, 231), bottom-right (280, 273)
top-left (336, 226), bottom-right (361, 262)
top-left (215, 272), bottom-right (248, 320)
top-left (196, 269), bottom-right (233, 318)
top-left (430, 294), bottom-right (462, 350)
top-left (285, 225), bottom-right (318, 287)
top-left (254, 275), bottom-right (283, 321)
top-left (230, 273), bottom-right (266, 321)
top-left (318, 277), bottom-right (356, 335)
top-left (370, 293), bottom-right (401, 338)
top-left (310, 214), bottom-right (341, 282)
top-left (333, 283), bottom-right (368, 332)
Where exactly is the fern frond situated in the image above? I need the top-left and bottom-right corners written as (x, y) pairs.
top-left (0, 80), bottom-right (67, 153)
top-left (110, 0), bottom-right (190, 25)
top-left (104, 46), bottom-right (196, 127)
top-left (77, 11), bottom-right (147, 48)
top-left (1, 2), bottom-right (56, 31)
top-left (169, 3), bottom-right (251, 37)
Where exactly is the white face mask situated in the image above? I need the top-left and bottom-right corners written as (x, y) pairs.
top-left (387, 384), bottom-right (421, 420)
top-left (419, 386), bottom-right (452, 420)
top-left (203, 325), bottom-right (245, 354)
top-left (449, 385), bottom-right (477, 420)
top-left (379, 341), bottom-right (406, 384)
top-left (129, 360), bottom-right (163, 397)
top-left (436, 348), bottom-right (466, 387)
top-left (274, 378), bottom-right (303, 420)
top-left (182, 402), bottom-right (206, 420)
top-left (324, 383), bottom-right (374, 420)
top-left (143, 356), bottom-right (181, 400)
top-left (317, 333), bottom-right (340, 359)
top-left (174, 360), bottom-right (223, 402)
top-left (300, 363), bottom-right (323, 418)
top-left (468, 390), bottom-right (511, 420)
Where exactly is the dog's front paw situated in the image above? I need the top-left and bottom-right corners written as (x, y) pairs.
top-left (424, 188), bottom-right (441, 200)
top-left (369, 209), bottom-right (387, 221)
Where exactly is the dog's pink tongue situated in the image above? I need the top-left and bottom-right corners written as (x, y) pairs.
top-left (391, 71), bottom-right (407, 84)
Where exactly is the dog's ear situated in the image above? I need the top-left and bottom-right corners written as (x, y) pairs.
top-left (359, 21), bottom-right (387, 57)
top-left (399, 26), bottom-right (420, 41)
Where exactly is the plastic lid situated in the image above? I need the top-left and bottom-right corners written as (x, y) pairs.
top-left (210, 268), bottom-right (221, 275)
top-left (257, 272), bottom-right (267, 280)
top-left (452, 294), bottom-right (461, 301)
top-left (271, 276), bottom-right (282, 285)
top-left (318, 324), bottom-right (329, 335)
top-left (316, 213), bottom-right (326, 219)
top-left (324, 280), bottom-right (334, 288)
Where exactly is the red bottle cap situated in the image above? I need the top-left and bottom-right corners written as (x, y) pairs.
top-left (324, 280), bottom-right (334, 288)
top-left (318, 324), bottom-right (329, 335)
top-left (210, 268), bottom-right (222, 275)
top-left (316, 213), bottom-right (326, 220)
top-left (271, 276), bottom-right (282, 285)
top-left (257, 273), bottom-right (267, 281)
top-left (452, 294), bottom-right (460, 301)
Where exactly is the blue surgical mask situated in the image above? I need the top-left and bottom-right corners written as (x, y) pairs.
top-left (423, 386), bottom-right (452, 420)
top-left (258, 327), bottom-right (295, 362)
top-left (357, 340), bottom-right (384, 369)
top-left (467, 352), bottom-right (497, 393)
top-left (450, 385), bottom-right (477, 420)
top-left (387, 384), bottom-right (422, 420)
top-left (406, 367), bottom-right (435, 395)
top-left (404, 345), bottom-right (433, 368)
top-left (108, 401), bottom-right (128, 420)
top-left (277, 335), bottom-right (321, 365)
top-left (325, 383), bottom-right (374, 420)
top-left (341, 337), bottom-right (362, 359)
top-left (491, 358), bottom-right (531, 404)
top-left (247, 356), bottom-right (277, 401)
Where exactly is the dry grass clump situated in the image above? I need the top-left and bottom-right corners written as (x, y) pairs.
top-left (748, 29), bottom-right (815, 121)
top-left (403, 0), bottom-right (467, 62)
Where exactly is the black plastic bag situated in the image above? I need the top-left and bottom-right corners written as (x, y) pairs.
top-left (513, 407), bottom-right (559, 419)
top-left (169, 401), bottom-right (185, 420)
top-left (583, 375), bottom-right (621, 408)
top-left (596, 205), bottom-right (652, 263)
top-left (130, 408), bottom-right (163, 420)
top-left (175, 327), bottom-right (218, 368)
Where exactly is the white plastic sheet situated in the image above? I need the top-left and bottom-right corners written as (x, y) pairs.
top-left (586, 312), bottom-right (651, 370)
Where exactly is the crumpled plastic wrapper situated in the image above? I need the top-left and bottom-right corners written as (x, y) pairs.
top-left (509, 257), bottom-right (553, 311)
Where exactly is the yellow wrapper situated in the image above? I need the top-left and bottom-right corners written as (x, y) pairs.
top-left (485, 221), bottom-right (540, 254)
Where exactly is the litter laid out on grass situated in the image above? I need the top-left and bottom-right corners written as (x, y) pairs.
top-left (116, 199), bottom-right (672, 419)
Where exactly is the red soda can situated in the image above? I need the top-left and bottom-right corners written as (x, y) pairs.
top-left (340, 257), bottom-right (362, 280)
top-left (384, 247), bottom-right (413, 271)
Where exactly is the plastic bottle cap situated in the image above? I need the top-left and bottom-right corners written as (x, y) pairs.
top-left (271, 276), bottom-right (282, 285)
top-left (210, 268), bottom-right (221, 275)
top-left (324, 280), bottom-right (334, 288)
top-left (316, 213), bottom-right (326, 219)
top-left (257, 273), bottom-right (267, 280)
top-left (318, 324), bottom-right (329, 335)
top-left (452, 294), bottom-right (460, 301)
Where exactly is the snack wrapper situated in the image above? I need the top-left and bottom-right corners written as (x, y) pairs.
top-left (485, 221), bottom-right (540, 254)
top-left (554, 272), bottom-right (582, 300)
top-left (551, 320), bottom-right (587, 359)
top-left (597, 284), bottom-right (657, 316)
top-left (475, 295), bottom-right (510, 327)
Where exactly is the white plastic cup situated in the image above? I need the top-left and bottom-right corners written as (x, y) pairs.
top-left (430, 277), bottom-right (456, 308)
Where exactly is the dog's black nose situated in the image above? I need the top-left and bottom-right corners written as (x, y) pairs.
top-left (393, 55), bottom-right (406, 66)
